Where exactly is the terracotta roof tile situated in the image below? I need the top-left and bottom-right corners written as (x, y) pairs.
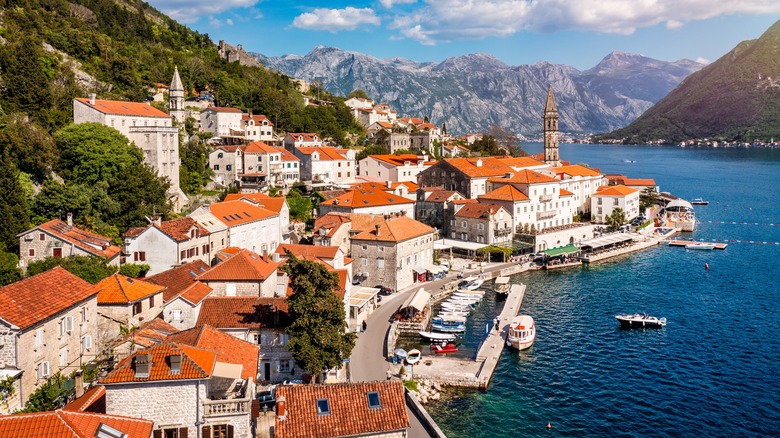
top-left (205, 106), bottom-right (243, 113)
top-left (287, 133), bottom-right (319, 142)
top-left (156, 217), bottom-right (210, 242)
top-left (75, 98), bottom-right (169, 118)
top-left (559, 188), bottom-right (574, 196)
top-left (275, 244), bottom-right (339, 260)
top-left (325, 185), bottom-right (413, 209)
top-left (198, 249), bottom-right (278, 282)
top-left (20, 219), bottom-right (121, 260)
top-left (425, 190), bottom-right (461, 203)
top-left (497, 156), bottom-right (547, 168)
top-left (296, 146), bottom-right (351, 161)
top-left (242, 141), bottom-right (280, 154)
top-left (454, 203), bottom-right (505, 219)
top-left (178, 282), bottom-right (214, 306)
top-left (553, 164), bottom-right (602, 177)
top-left (488, 169), bottom-right (558, 184)
top-left (275, 381), bottom-right (409, 438)
top-left (366, 154), bottom-right (433, 167)
top-left (595, 184), bottom-right (638, 196)
top-left (101, 342), bottom-right (216, 384)
top-left (242, 114), bottom-right (273, 125)
top-left (63, 386), bottom-right (105, 412)
top-left (223, 193), bottom-right (288, 214)
top-left (314, 214), bottom-right (351, 238)
top-left (0, 267), bottom-right (98, 330)
top-left (442, 158), bottom-right (515, 178)
top-left (111, 318), bottom-right (179, 350)
top-left (166, 325), bottom-right (259, 380)
top-left (145, 260), bottom-right (211, 302)
top-left (95, 274), bottom-right (165, 304)
top-left (0, 410), bottom-right (154, 438)
top-left (345, 213), bottom-right (434, 243)
top-left (196, 297), bottom-right (289, 329)
top-left (209, 199), bottom-right (277, 227)
top-left (479, 185), bottom-right (529, 202)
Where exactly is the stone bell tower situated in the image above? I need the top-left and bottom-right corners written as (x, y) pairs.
top-left (543, 85), bottom-right (560, 166)
top-left (169, 66), bottom-right (185, 124)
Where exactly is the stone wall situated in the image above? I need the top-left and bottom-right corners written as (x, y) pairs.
top-left (106, 380), bottom-right (203, 436)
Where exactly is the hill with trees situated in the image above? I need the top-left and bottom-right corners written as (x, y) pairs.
top-left (597, 19), bottom-right (780, 144)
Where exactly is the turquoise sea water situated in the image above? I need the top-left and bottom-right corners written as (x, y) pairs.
top-left (425, 144), bottom-right (780, 437)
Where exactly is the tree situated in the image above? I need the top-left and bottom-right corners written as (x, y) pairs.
top-left (55, 123), bottom-right (142, 185)
top-left (357, 144), bottom-right (388, 161)
top-left (347, 89), bottom-right (368, 100)
top-left (280, 252), bottom-right (355, 380)
top-left (286, 191), bottom-right (313, 223)
top-left (26, 255), bottom-right (118, 284)
top-left (0, 114), bottom-right (57, 181)
top-left (19, 373), bottom-right (68, 413)
top-left (0, 245), bottom-right (22, 286)
top-left (0, 155), bottom-right (30, 254)
top-left (119, 263), bottom-right (150, 278)
top-left (606, 208), bottom-right (627, 231)
top-left (640, 187), bottom-right (658, 212)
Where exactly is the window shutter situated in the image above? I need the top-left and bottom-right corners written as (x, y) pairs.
top-left (153, 431), bottom-right (162, 438)
top-left (201, 426), bottom-right (211, 438)
top-left (179, 427), bottom-right (188, 438)
top-left (251, 399), bottom-right (260, 418)
top-left (227, 425), bottom-right (234, 438)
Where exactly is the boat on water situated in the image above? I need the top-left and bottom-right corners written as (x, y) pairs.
top-left (452, 293), bottom-right (483, 301)
top-left (459, 276), bottom-right (484, 290)
top-left (662, 199), bottom-right (697, 232)
top-left (419, 331), bottom-right (457, 342)
top-left (406, 349), bottom-right (422, 365)
top-left (432, 316), bottom-right (467, 333)
top-left (506, 315), bottom-right (535, 351)
top-left (447, 295), bottom-right (481, 304)
top-left (686, 242), bottom-right (715, 250)
top-left (441, 302), bottom-right (476, 313)
top-left (432, 343), bottom-right (458, 354)
top-left (691, 198), bottom-right (709, 205)
top-left (494, 277), bottom-right (510, 295)
top-left (615, 313), bottom-right (667, 328)
top-left (437, 310), bottom-right (470, 318)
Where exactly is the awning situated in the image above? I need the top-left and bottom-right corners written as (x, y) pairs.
top-left (401, 288), bottom-right (430, 312)
top-left (542, 244), bottom-right (580, 257)
top-left (349, 287), bottom-right (380, 308)
top-left (0, 369), bottom-right (22, 379)
top-left (434, 241), bottom-right (453, 250)
top-left (436, 238), bottom-right (488, 251)
top-left (427, 264), bottom-right (444, 274)
top-left (580, 234), bottom-right (635, 249)
top-left (212, 362), bottom-right (243, 380)
top-left (413, 265), bottom-right (427, 274)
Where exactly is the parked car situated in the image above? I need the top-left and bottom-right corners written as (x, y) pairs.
top-left (374, 285), bottom-right (393, 296)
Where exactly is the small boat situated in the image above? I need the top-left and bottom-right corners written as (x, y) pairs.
top-left (432, 318), bottom-right (466, 333)
top-left (615, 313), bottom-right (667, 328)
top-left (494, 277), bottom-right (510, 295)
top-left (691, 198), bottom-right (709, 205)
top-left (405, 349), bottom-right (422, 365)
top-left (447, 295), bottom-right (481, 304)
top-left (441, 302), bottom-right (475, 312)
top-left (463, 278), bottom-right (484, 290)
top-left (419, 331), bottom-right (457, 342)
top-left (437, 311), bottom-right (470, 318)
top-left (432, 343), bottom-right (458, 354)
top-left (506, 315), bottom-right (536, 351)
top-left (685, 243), bottom-right (715, 250)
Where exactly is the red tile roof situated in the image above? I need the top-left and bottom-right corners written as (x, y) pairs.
top-left (275, 244), bottom-right (340, 261)
top-left (157, 217), bottom-right (210, 242)
top-left (111, 318), bottom-right (179, 350)
top-left (559, 188), bottom-right (574, 196)
top-left (553, 164), bottom-right (602, 177)
top-left (166, 325), bottom-right (259, 380)
top-left (424, 190), bottom-right (461, 203)
top-left (325, 185), bottom-right (413, 209)
top-left (454, 203), bottom-right (505, 219)
top-left (75, 97), bottom-right (169, 118)
top-left (223, 193), bottom-right (288, 214)
top-left (606, 174), bottom-right (656, 186)
top-left (95, 274), bottom-right (165, 305)
top-left (0, 267), bottom-right (98, 330)
top-left (279, 148), bottom-right (300, 162)
top-left (296, 146), bottom-right (350, 161)
top-left (20, 219), bottom-right (121, 260)
top-left (594, 184), bottom-right (638, 196)
top-left (196, 297), bottom-right (289, 329)
top-left (275, 381), bottom-right (409, 438)
top-left (0, 410), bottom-right (154, 438)
top-left (488, 169), bottom-right (558, 184)
top-left (314, 214), bottom-right (352, 238)
top-left (209, 199), bottom-right (277, 227)
top-left (497, 156), bottom-right (547, 168)
top-left (145, 260), bottom-right (211, 302)
top-left (367, 154), bottom-right (434, 167)
top-left (286, 133), bottom-right (320, 142)
top-left (345, 213), bottom-right (434, 243)
top-left (178, 282), bottom-right (214, 306)
top-left (101, 342), bottom-right (216, 384)
top-left (198, 249), bottom-right (278, 282)
top-left (242, 114), bottom-right (273, 125)
top-left (443, 157), bottom-right (514, 178)
top-left (243, 141), bottom-right (280, 154)
top-left (205, 106), bottom-right (243, 113)
top-left (63, 385), bottom-right (106, 412)
top-left (479, 185), bottom-right (529, 202)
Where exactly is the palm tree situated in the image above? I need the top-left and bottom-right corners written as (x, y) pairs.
top-left (606, 208), bottom-right (627, 231)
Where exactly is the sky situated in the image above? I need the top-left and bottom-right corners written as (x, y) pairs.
top-left (145, 0), bottom-right (780, 70)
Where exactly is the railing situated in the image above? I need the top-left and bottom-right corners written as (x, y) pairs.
top-left (536, 210), bottom-right (556, 220)
top-left (494, 228), bottom-right (511, 237)
top-left (204, 397), bottom-right (251, 417)
top-left (539, 194), bottom-right (553, 202)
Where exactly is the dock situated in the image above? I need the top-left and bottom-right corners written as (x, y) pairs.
top-left (667, 239), bottom-right (728, 249)
top-left (409, 284), bottom-right (525, 389)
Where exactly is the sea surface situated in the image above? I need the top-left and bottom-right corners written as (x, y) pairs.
top-left (425, 143), bottom-right (780, 437)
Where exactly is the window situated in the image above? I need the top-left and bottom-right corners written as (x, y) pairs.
top-left (367, 391), bottom-right (381, 410)
top-left (95, 423), bottom-right (127, 438)
top-left (29, 248), bottom-right (35, 257)
top-left (37, 361), bottom-right (50, 379)
top-left (172, 309), bottom-right (182, 321)
top-left (132, 302), bottom-right (142, 316)
top-left (226, 164), bottom-right (232, 171)
top-left (53, 248), bottom-right (63, 258)
top-left (149, 295), bottom-right (155, 308)
top-left (60, 316), bottom-right (73, 336)
top-left (279, 359), bottom-right (291, 373)
top-left (362, 258), bottom-right (367, 266)
top-left (478, 223), bottom-right (484, 230)
top-left (81, 335), bottom-right (92, 353)
top-left (80, 306), bottom-right (88, 323)
top-left (39, 233), bottom-right (45, 241)
top-left (377, 259), bottom-right (385, 268)
top-left (208, 425), bottom-right (234, 438)
top-left (59, 348), bottom-right (68, 367)
top-left (218, 152), bottom-right (224, 158)
top-left (35, 328), bottom-right (44, 348)
top-left (361, 245), bottom-right (367, 250)
top-left (134, 251), bottom-right (146, 262)
top-left (316, 398), bottom-right (331, 416)
top-left (213, 165), bottom-right (220, 170)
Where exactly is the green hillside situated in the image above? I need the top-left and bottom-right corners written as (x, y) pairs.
top-left (597, 19), bottom-right (780, 144)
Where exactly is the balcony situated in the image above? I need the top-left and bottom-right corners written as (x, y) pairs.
top-left (494, 228), bottom-right (512, 238)
top-left (539, 194), bottom-right (553, 202)
top-left (203, 397), bottom-right (251, 417)
top-left (536, 210), bottom-right (556, 220)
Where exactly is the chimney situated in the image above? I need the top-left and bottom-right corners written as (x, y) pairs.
top-left (66, 213), bottom-right (73, 227)
top-left (277, 396), bottom-right (287, 421)
top-left (271, 252), bottom-right (280, 262)
top-left (375, 224), bottom-right (380, 236)
top-left (88, 93), bottom-right (96, 105)
top-left (74, 370), bottom-right (84, 398)
top-left (134, 351), bottom-right (150, 378)
top-left (169, 352), bottom-right (182, 375)
top-left (476, 158), bottom-right (483, 167)
top-left (386, 180), bottom-right (392, 189)
top-left (152, 216), bottom-right (162, 227)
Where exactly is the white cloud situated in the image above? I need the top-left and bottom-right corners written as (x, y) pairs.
top-left (145, 0), bottom-right (259, 24)
top-left (292, 7), bottom-right (381, 32)
top-left (379, 0), bottom-right (417, 8)
top-left (695, 57), bottom-right (711, 65)
top-left (208, 16), bottom-right (223, 27)
top-left (226, 18), bottom-right (234, 26)
top-left (389, 0), bottom-right (780, 44)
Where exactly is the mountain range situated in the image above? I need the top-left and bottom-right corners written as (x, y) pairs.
top-left (602, 19), bottom-right (780, 143)
top-left (255, 48), bottom-right (703, 136)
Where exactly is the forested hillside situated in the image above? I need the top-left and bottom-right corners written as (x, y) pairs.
top-left (0, 0), bottom-right (362, 282)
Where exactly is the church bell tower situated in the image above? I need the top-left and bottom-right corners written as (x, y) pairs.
top-left (543, 85), bottom-right (560, 166)
top-left (169, 66), bottom-right (185, 124)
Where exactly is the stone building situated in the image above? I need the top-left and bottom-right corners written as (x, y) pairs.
top-left (197, 249), bottom-right (280, 298)
top-left (123, 216), bottom-right (215, 276)
top-left (450, 203), bottom-right (513, 245)
top-left (95, 274), bottom-right (166, 340)
top-left (358, 154), bottom-right (434, 184)
top-left (591, 185), bottom-right (641, 223)
top-left (145, 260), bottom-right (213, 331)
top-left (313, 214), bottom-right (353, 255)
top-left (415, 188), bottom-right (465, 235)
top-left (318, 183), bottom-right (416, 218)
top-left (0, 267), bottom-right (99, 411)
top-left (543, 85), bottom-right (560, 166)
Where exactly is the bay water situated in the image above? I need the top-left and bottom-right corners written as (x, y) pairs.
top-left (425, 144), bottom-right (780, 437)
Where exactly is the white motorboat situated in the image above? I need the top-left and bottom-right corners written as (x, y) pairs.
top-left (437, 311), bottom-right (470, 318)
top-left (615, 313), bottom-right (667, 328)
top-left (405, 349), bottom-right (422, 365)
top-left (432, 316), bottom-right (466, 333)
top-left (441, 301), bottom-right (475, 312)
top-left (494, 277), bottom-right (510, 295)
top-left (463, 278), bottom-right (484, 290)
top-left (685, 243), bottom-right (715, 250)
top-left (506, 315), bottom-right (536, 351)
top-left (419, 331), bottom-right (456, 342)
top-left (447, 295), bottom-right (481, 304)
top-left (452, 293), bottom-right (483, 302)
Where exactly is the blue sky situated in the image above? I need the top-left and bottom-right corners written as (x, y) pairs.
top-left (146, 0), bottom-right (779, 69)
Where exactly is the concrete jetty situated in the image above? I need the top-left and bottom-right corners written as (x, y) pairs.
top-left (410, 284), bottom-right (525, 389)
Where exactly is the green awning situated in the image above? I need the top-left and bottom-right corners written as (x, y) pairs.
top-left (542, 244), bottom-right (580, 257)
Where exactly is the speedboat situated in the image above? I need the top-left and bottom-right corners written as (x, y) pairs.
top-left (686, 243), bottom-right (715, 250)
top-left (406, 349), bottom-right (422, 365)
top-left (463, 278), bottom-right (484, 290)
top-left (615, 313), bottom-right (667, 328)
top-left (432, 316), bottom-right (466, 333)
top-left (506, 315), bottom-right (536, 351)
top-left (441, 302), bottom-right (475, 312)
top-left (437, 310), bottom-right (470, 318)
top-left (419, 331), bottom-right (457, 342)
top-left (432, 343), bottom-right (458, 354)
top-left (494, 277), bottom-right (510, 296)
top-left (447, 295), bottom-right (481, 304)
top-left (691, 198), bottom-right (709, 205)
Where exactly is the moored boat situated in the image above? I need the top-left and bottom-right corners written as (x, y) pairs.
top-left (685, 243), bottom-right (715, 250)
top-left (459, 276), bottom-right (484, 290)
top-left (432, 343), bottom-right (458, 354)
top-left (419, 331), bottom-right (457, 342)
top-left (494, 276), bottom-right (510, 295)
top-left (691, 198), bottom-right (709, 205)
top-left (506, 315), bottom-right (536, 351)
top-left (432, 316), bottom-right (466, 333)
top-left (405, 349), bottom-right (422, 364)
top-left (615, 313), bottom-right (667, 328)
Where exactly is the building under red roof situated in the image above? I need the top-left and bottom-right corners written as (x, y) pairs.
top-left (166, 325), bottom-right (259, 381)
top-left (74, 97), bottom-right (169, 118)
top-left (0, 409), bottom-right (153, 438)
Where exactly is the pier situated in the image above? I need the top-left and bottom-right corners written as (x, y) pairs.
top-left (667, 239), bottom-right (728, 249)
top-left (410, 284), bottom-right (525, 389)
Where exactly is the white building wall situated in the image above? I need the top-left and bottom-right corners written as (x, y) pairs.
top-left (106, 381), bottom-right (204, 437)
top-left (163, 299), bottom-right (202, 330)
top-left (124, 229), bottom-right (178, 276)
